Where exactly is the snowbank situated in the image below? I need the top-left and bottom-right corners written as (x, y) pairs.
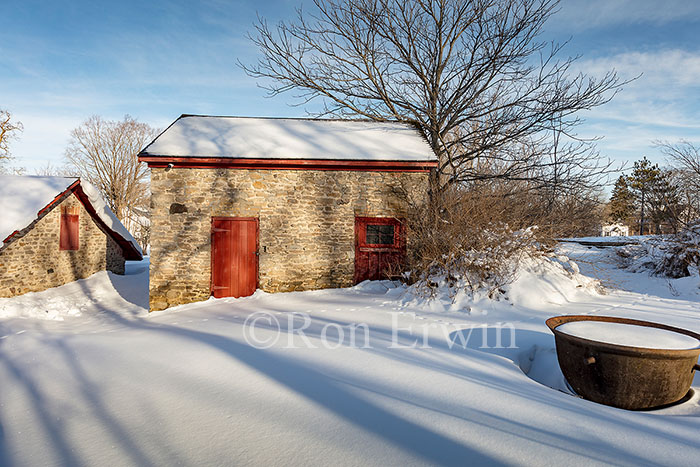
top-left (505, 255), bottom-right (600, 308)
top-left (0, 259), bottom-right (148, 321)
top-left (367, 253), bottom-right (600, 314)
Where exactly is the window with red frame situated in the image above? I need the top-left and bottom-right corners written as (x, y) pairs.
top-left (60, 205), bottom-right (79, 250)
top-left (365, 224), bottom-right (396, 245)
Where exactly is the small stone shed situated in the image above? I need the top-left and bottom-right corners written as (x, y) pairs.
top-left (139, 115), bottom-right (437, 311)
top-left (0, 176), bottom-right (143, 298)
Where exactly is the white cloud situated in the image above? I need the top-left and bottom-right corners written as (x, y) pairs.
top-left (554, 0), bottom-right (700, 31)
top-left (578, 109), bottom-right (700, 168)
top-left (579, 49), bottom-right (700, 89)
top-left (571, 49), bottom-right (700, 131)
top-left (561, 48), bottom-right (700, 166)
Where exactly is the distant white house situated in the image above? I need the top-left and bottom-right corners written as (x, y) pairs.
top-left (602, 223), bottom-right (629, 237)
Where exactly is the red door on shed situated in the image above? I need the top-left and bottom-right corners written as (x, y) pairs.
top-left (354, 217), bottom-right (405, 283)
top-left (211, 217), bottom-right (258, 298)
top-left (59, 205), bottom-right (80, 250)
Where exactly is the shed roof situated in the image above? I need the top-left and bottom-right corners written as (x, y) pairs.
top-left (0, 175), bottom-right (142, 260)
top-left (139, 115), bottom-right (437, 162)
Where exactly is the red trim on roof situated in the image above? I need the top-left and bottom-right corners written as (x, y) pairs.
top-left (72, 185), bottom-right (143, 261)
top-left (2, 230), bottom-right (20, 244)
top-left (138, 156), bottom-right (437, 172)
top-left (37, 179), bottom-right (81, 217)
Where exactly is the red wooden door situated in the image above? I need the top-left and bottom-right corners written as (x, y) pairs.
top-left (211, 217), bottom-right (258, 298)
top-left (59, 206), bottom-right (80, 251)
top-left (354, 217), bottom-right (405, 283)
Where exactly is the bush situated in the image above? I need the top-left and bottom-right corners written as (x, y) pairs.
top-left (615, 222), bottom-right (700, 278)
top-left (654, 222), bottom-right (700, 278)
top-left (402, 185), bottom-right (544, 298)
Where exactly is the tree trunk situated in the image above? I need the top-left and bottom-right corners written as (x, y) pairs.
top-left (639, 189), bottom-right (645, 235)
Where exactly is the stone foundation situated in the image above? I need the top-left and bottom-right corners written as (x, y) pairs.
top-left (0, 192), bottom-right (127, 298)
top-left (149, 168), bottom-right (429, 310)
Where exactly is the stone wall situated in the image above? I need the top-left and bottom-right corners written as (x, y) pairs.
top-left (149, 168), bottom-right (429, 310)
top-left (0, 192), bottom-right (127, 298)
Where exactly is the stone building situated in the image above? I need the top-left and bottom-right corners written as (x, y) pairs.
top-left (0, 176), bottom-right (143, 298)
top-left (139, 115), bottom-right (437, 311)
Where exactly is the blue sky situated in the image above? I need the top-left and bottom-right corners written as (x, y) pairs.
top-left (2, 0), bottom-right (700, 178)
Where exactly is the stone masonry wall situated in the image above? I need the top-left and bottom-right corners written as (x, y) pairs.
top-left (149, 168), bottom-right (429, 310)
top-left (0, 192), bottom-right (126, 298)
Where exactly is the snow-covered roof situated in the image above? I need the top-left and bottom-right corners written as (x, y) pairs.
top-left (79, 181), bottom-right (143, 258)
top-left (140, 115), bottom-right (437, 161)
top-left (0, 176), bottom-right (75, 242)
top-left (0, 175), bottom-right (142, 258)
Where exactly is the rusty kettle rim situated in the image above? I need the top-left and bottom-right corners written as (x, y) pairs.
top-left (546, 315), bottom-right (700, 359)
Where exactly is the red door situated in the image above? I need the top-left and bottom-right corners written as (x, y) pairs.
top-left (211, 217), bottom-right (258, 298)
top-left (354, 217), bottom-right (405, 283)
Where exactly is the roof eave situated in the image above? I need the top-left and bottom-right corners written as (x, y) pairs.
top-left (72, 185), bottom-right (144, 261)
top-left (138, 155), bottom-right (437, 172)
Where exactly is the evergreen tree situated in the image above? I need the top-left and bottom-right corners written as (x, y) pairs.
top-left (627, 157), bottom-right (661, 234)
top-left (608, 175), bottom-right (635, 224)
top-left (623, 158), bottom-right (681, 234)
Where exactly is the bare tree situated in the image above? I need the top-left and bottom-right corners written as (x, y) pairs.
top-left (244, 0), bottom-right (626, 193)
top-left (646, 141), bottom-right (700, 277)
top-left (0, 109), bottom-right (23, 169)
top-left (664, 168), bottom-right (698, 228)
top-left (656, 140), bottom-right (700, 227)
top-left (33, 161), bottom-right (71, 177)
top-left (64, 115), bottom-right (159, 248)
top-left (657, 140), bottom-right (700, 185)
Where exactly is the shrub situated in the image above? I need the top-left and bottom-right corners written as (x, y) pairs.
top-left (614, 222), bottom-right (700, 278)
top-left (401, 185), bottom-right (544, 298)
top-left (654, 222), bottom-right (700, 278)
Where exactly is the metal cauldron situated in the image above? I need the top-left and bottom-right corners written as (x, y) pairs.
top-left (546, 315), bottom-right (700, 410)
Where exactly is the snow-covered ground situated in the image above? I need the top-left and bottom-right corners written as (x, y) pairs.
top-left (561, 235), bottom-right (643, 243)
top-left (0, 244), bottom-right (698, 466)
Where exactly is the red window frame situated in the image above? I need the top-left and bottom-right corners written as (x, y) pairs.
top-left (60, 206), bottom-right (80, 251)
top-left (357, 217), bottom-right (403, 249)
